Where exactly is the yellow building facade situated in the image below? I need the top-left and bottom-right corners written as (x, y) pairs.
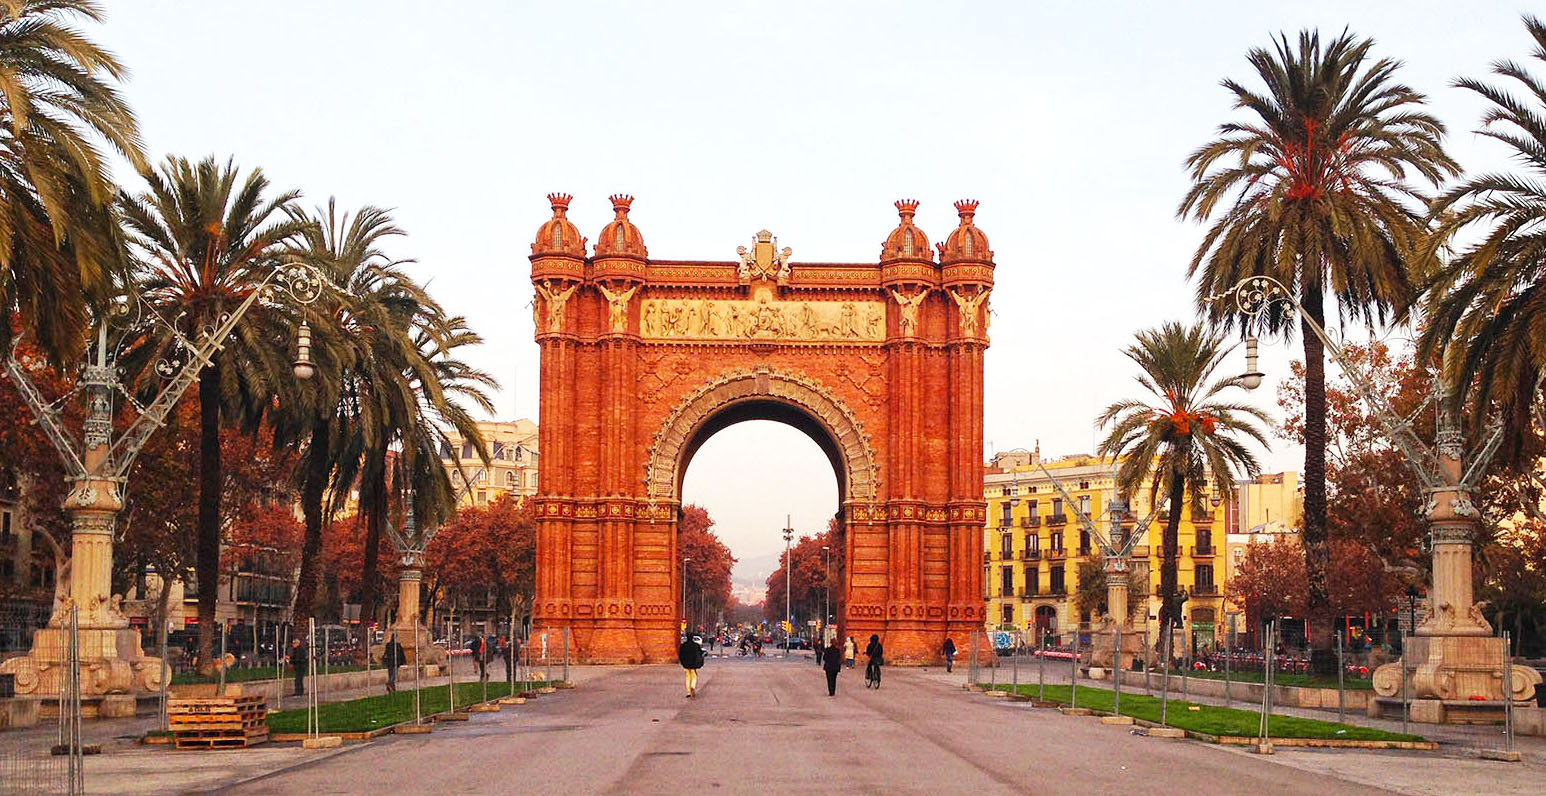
top-left (437, 419), bottom-right (540, 507)
top-left (983, 447), bottom-right (1229, 651)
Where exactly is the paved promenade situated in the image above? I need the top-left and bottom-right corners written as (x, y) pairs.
top-left (34, 654), bottom-right (1546, 795)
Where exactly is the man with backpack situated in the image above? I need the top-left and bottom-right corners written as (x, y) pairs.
top-left (678, 632), bottom-right (705, 697)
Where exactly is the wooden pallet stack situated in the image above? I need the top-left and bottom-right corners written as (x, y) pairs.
top-left (168, 695), bottom-right (269, 750)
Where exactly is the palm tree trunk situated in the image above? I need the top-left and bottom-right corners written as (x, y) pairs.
top-left (194, 364), bottom-right (224, 674)
top-left (1158, 470), bottom-right (1185, 634)
top-left (357, 465), bottom-right (386, 656)
top-left (1300, 284), bottom-right (1334, 674)
top-left (291, 419), bottom-right (330, 627)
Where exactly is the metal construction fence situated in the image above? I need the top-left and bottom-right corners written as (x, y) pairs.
top-left (963, 619), bottom-right (1537, 758)
top-left (1, 607), bottom-right (83, 796)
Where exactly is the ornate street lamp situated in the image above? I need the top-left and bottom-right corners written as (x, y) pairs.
top-left (1210, 274), bottom-right (1542, 717)
top-left (0, 261), bottom-right (329, 700)
top-left (783, 516), bottom-right (794, 659)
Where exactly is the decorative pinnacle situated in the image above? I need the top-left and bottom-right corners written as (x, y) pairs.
top-left (954, 199), bottom-right (979, 219)
top-left (895, 199), bottom-right (919, 218)
top-left (609, 194), bottom-right (635, 216)
top-left (547, 193), bottom-right (573, 214)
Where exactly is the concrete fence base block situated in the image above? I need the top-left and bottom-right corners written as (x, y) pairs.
top-left (498, 697), bottom-right (526, 705)
top-left (1100, 716), bottom-right (1135, 725)
top-left (1479, 749), bottom-right (1522, 762)
top-left (1253, 742), bottom-right (1275, 755)
top-left (301, 736), bottom-right (343, 749)
top-left (537, 686), bottom-right (557, 694)
top-left (434, 713), bottom-right (470, 722)
top-left (395, 724), bottom-right (432, 735)
top-left (985, 690), bottom-right (1008, 698)
top-left (469, 704), bottom-right (501, 712)
top-left (1059, 707), bottom-right (1093, 716)
top-left (1144, 727), bottom-right (1186, 738)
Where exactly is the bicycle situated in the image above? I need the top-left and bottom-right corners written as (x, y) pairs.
top-left (865, 658), bottom-right (882, 689)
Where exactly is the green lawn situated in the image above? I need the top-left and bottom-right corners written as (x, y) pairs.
top-left (172, 664), bottom-right (371, 685)
top-left (993, 683), bottom-right (1421, 742)
top-left (1176, 669), bottom-right (1374, 691)
top-left (266, 680), bottom-right (547, 734)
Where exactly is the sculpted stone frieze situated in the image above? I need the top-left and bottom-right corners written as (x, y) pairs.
top-left (641, 297), bottom-right (884, 343)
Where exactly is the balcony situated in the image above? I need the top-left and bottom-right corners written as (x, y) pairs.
top-left (1020, 516), bottom-right (1042, 527)
top-left (983, 551), bottom-right (992, 564)
top-left (1077, 547), bottom-right (1092, 557)
top-left (1193, 511), bottom-right (1216, 524)
top-left (1046, 586), bottom-right (1068, 597)
top-left (1046, 548), bottom-right (1066, 560)
top-left (1194, 583), bottom-right (1219, 596)
top-left (1190, 545), bottom-right (1216, 558)
top-left (1021, 549), bottom-right (1040, 561)
top-left (1019, 588), bottom-right (1039, 599)
top-left (1047, 514), bottom-right (1068, 526)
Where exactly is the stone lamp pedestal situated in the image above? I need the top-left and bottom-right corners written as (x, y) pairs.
top-left (0, 469), bottom-right (165, 710)
top-left (1089, 563), bottom-right (1143, 672)
top-left (385, 567), bottom-right (445, 666)
top-left (1372, 463), bottom-right (1540, 723)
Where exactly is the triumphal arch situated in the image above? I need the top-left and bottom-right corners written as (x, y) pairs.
top-left (529, 195), bottom-right (992, 663)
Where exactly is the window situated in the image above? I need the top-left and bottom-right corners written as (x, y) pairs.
top-left (1025, 533), bottom-right (1039, 551)
top-left (1078, 495), bottom-right (1090, 515)
top-left (492, 441), bottom-right (508, 460)
top-left (1050, 531), bottom-right (1063, 552)
top-left (476, 470), bottom-right (487, 483)
top-left (999, 502), bottom-right (1012, 527)
top-left (999, 533), bottom-right (1012, 558)
top-left (1001, 604), bottom-right (1015, 626)
top-left (461, 441), bottom-right (476, 459)
top-left (1, 509), bottom-right (10, 540)
top-left (1196, 564), bottom-right (1215, 589)
top-left (1050, 566), bottom-right (1065, 593)
top-left (1000, 566), bottom-right (1014, 597)
top-left (1023, 568), bottom-right (1038, 595)
top-left (1079, 530), bottom-right (1090, 554)
top-left (1079, 481), bottom-right (1090, 490)
top-left (1052, 498), bottom-right (1062, 516)
top-left (1027, 501), bottom-right (1039, 520)
top-left (1196, 528), bottom-right (1212, 553)
top-left (505, 471), bottom-right (518, 488)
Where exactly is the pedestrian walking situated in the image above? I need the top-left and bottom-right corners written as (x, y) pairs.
top-left (383, 634), bottom-right (406, 693)
top-left (288, 637), bottom-right (309, 696)
top-left (469, 635), bottom-right (488, 681)
top-left (942, 636), bottom-right (956, 673)
top-left (822, 639), bottom-right (844, 696)
top-left (678, 633), bottom-right (705, 697)
top-left (844, 636), bottom-right (857, 669)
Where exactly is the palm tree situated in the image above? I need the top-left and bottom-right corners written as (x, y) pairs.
top-left (119, 156), bottom-right (309, 669)
top-left (1178, 30), bottom-right (1457, 668)
top-left (1097, 322), bottom-right (1269, 632)
top-left (1419, 16), bottom-right (1546, 460)
top-left (351, 309), bottom-right (494, 637)
top-left (278, 200), bottom-right (411, 629)
top-left (0, 0), bottom-right (144, 362)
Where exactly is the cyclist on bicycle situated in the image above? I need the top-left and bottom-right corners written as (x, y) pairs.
top-left (864, 634), bottom-right (884, 689)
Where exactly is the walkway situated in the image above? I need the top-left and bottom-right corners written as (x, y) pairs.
top-left (18, 655), bottom-right (1545, 794)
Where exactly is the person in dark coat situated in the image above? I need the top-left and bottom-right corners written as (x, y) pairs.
top-left (864, 634), bottom-right (884, 688)
top-left (942, 637), bottom-right (957, 673)
top-left (288, 637), bottom-right (309, 696)
top-left (821, 641), bottom-right (844, 696)
top-left (383, 634), bottom-right (406, 693)
top-left (678, 633), bottom-right (705, 697)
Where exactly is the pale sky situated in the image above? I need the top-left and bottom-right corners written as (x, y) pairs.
top-left (96, 2), bottom-right (1531, 574)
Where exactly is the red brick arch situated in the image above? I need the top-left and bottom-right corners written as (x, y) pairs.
top-left (530, 195), bottom-right (991, 663)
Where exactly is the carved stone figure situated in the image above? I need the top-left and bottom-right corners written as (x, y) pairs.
top-left (534, 281), bottom-right (578, 333)
top-left (597, 284), bottom-right (639, 333)
top-left (644, 302), bottom-right (660, 336)
top-left (950, 287), bottom-right (991, 337)
top-left (890, 289), bottom-right (926, 337)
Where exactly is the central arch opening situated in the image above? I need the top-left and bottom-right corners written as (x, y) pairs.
top-left (680, 412), bottom-right (842, 643)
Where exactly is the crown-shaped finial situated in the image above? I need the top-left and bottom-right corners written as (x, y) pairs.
top-left (609, 194), bottom-right (634, 216)
top-left (547, 192), bottom-right (573, 214)
top-left (954, 199), bottom-right (980, 219)
top-left (895, 199), bottom-right (919, 218)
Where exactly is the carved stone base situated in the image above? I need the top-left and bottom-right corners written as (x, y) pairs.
top-left (1088, 626), bottom-right (1145, 670)
top-left (0, 626), bottom-right (165, 696)
top-left (1371, 634), bottom-right (1540, 724)
top-left (386, 623), bottom-right (446, 666)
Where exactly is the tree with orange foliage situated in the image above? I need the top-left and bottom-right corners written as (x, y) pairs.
top-left (765, 518), bottom-right (843, 628)
top-left (422, 495), bottom-right (536, 630)
top-left (679, 505), bottom-right (735, 629)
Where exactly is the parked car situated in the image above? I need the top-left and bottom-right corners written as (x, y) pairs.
top-left (776, 637), bottom-right (810, 650)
